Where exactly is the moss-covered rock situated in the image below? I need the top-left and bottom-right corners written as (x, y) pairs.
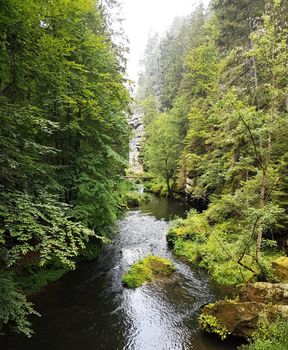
top-left (239, 282), bottom-right (288, 304)
top-left (201, 300), bottom-right (288, 338)
top-left (201, 300), bottom-right (266, 338)
top-left (200, 282), bottom-right (288, 339)
top-left (122, 256), bottom-right (175, 288)
top-left (272, 257), bottom-right (288, 282)
top-left (120, 191), bottom-right (151, 209)
top-left (144, 180), bottom-right (168, 196)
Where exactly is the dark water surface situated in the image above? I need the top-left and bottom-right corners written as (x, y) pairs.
top-left (1, 196), bottom-right (243, 350)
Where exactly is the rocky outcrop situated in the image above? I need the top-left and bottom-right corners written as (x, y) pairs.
top-left (185, 175), bottom-right (193, 194)
top-left (129, 113), bottom-right (144, 174)
top-left (239, 282), bottom-right (288, 304)
top-left (200, 282), bottom-right (288, 339)
top-left (128, 114), bottom-right (142, 129)
top-left (122, 256), bottom-right (175, 288)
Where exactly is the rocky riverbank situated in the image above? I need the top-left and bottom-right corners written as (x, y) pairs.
top-left (200, 281), bottom-right (288, 339)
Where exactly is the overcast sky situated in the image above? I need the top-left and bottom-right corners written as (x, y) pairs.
top-left (120, 0), bottom-right (210, 85)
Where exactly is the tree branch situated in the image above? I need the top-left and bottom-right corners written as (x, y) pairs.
top-left (230, 101), bottom-right (265, 171)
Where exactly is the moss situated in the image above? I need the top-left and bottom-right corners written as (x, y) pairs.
top-left (122, 256), bottom-right (175, 288)
top-left (277, 257), bottom-right (288, 266)
top-left (199, 314), bottom-right (230, 340)
top-left (272, 257), bottom-right (288, 282)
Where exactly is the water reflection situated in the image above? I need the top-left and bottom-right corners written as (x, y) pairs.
top-left (139, 195), bottom-right (191, 221)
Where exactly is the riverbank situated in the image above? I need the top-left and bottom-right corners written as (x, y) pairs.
top-left (0, 195), bottom-right (243, 350)
top-left (165, 199), bottom-right (288, 349)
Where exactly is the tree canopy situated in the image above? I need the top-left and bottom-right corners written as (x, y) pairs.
top-left (0, 0), bottom-right (129, 336)
top-left (139, 0), bottom-right (288, 286)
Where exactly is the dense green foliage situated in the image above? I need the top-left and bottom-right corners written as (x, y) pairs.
top-left (241, 317), bottom-right (288, 350)
top-left (0, 275), bottom-right (39, 337)
top-left (122, 256), bottom-right (175, 288)
top-left (199, 313), bottom-right (230, 340)
top-left (168, 207), bottom-right (279, 285)
top-left (138, 0), bottom-right (288, 343)
top-left (0, 0), bottom-right (130, 335)
top-left (117, 180), bottom-right (151, 208)
top-left (139, 0), bottom-right (288, 284)
top-left (145, 113), bottom-right (180, 195)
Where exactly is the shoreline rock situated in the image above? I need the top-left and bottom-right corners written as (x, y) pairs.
top-left (199, 282), bottom-right (288, 339)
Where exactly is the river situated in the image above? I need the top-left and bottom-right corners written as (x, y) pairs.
top-left (1, 195), bottom-right (243, 350)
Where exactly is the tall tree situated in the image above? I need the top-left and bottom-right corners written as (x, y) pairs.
top-left (0, 0), bottom-right (129, 336)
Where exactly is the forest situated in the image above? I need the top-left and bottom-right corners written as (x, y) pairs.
top-left (0, 0), bottom-right (288, 349)
top-left (0, 0), bottom-right (130, 337)
top-left (138, 0), bottom-right (288, 348)
top-left (139, 0), bottom-right (288, 284)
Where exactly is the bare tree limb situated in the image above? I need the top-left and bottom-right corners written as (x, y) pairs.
top-left (230, 101), bottom-right (265, 172)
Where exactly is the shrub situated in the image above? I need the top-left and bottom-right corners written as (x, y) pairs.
top-left (199, 313), bottom-right (230, 340)
top-left (0, 275), bottom-right (39, 337)
top-left (241, 317), bottom-right (288, 350)
top-left (167, 201), bottom-right (280, 285)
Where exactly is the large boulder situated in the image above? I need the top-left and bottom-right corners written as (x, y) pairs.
top-left (200, 282), bottom-right (288, 339)
top-left (272, 257), bottom-right (288, 282)
top-left (239, 282), bottom-right (288, 304)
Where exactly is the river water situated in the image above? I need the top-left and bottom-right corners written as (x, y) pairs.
top-left (1, 195), bottom-right (243, 350)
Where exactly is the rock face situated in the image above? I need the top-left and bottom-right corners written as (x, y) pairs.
top-left (272, 257), bottom-right (288, 282)
top-left (200, 282), bottom-right (288, 338)
top-left (129, 113), bottom-right (144, 175)
top-left (185, 175), bottom-right (193, 194)
top-left (239, 282), bottom-right (288, 304)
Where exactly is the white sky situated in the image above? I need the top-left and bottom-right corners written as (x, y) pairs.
top-left (120, 0), bottom-right (210, 85)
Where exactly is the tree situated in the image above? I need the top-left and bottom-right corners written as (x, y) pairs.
top-left (145, 113), bottom-right (180, 195)
top-left (244, 4), bottom-right (288, 258)
top-left (0, 0), bottom-right (129, 335)
top-left (211, 0), bottom-right (265, 50)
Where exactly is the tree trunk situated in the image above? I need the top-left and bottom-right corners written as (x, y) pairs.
top-left (249, 40), bottom-right (260, 110)
top-left (256, 69), bottom-right (275, 260)
top-left (166, 173), bottom-right (171, 198)
top-left (256, 167), bottom-right (267, 260)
